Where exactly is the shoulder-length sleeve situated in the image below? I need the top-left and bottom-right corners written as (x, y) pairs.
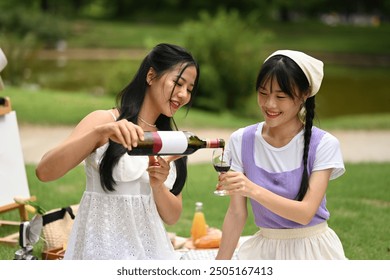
top-left (227, 128), bottom-right (245, 173)
top-left (162, 161), bottom-right (177, 190)
top-left (313, 132), bottom-right (345, 180)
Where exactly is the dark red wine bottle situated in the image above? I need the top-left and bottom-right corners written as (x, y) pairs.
top-left (127, 131), bottom-right (225, 156)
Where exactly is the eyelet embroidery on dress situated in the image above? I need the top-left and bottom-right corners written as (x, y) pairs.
top-left (69, 192), bottom-right (168, 259)
top-left (65, 144), bottom-right (178, 260)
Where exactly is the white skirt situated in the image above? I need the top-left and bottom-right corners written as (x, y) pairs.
top-left (237, 222), bottom-right (347, 260)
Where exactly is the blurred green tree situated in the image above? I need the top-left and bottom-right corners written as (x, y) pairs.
top-left (181, 9), bottom-right (270, 114)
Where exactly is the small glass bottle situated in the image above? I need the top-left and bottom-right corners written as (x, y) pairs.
top-left (191, 202), bottom-right (207, 241)
top-left (127, 131), bottom-right (225, 156)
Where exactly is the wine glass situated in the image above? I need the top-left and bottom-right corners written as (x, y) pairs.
top-left (212, 148), bottom-right (231, 196)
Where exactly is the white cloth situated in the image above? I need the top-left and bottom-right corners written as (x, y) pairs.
top-left (227, 122), bottom-right (345, 180)
top-left (237, 222), bottom-right (347, 260)
top-left (64, 143), bottom-right (179, 260)
top-left (265, 50), bottom-right (324, 96)
top-left (0, 48), bottom-right (7, 90)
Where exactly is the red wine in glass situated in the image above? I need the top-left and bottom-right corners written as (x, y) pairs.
top-left (212, 148), bottom-right (231, 196)
top-left (214, 165), bottom-right (230, 173)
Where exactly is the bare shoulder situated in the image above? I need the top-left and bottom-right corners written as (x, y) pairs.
top-left (68, 109), bottom-right (116, 136)
top-left (80, 109), bottom-right (117, 125)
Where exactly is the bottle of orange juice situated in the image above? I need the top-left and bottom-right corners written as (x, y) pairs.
top-left (191, 202), bottom-right (207, 242)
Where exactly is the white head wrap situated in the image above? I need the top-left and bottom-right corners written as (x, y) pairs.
top-left (0, 48), bottom-right (7, 90)
top-left (265, 50), bottom-right (324, 97)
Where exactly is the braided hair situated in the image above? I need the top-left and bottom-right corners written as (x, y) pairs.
top-left (255, 55), bottom-right (315, 201)
top-left (99, 43), bottom-right (200, 194)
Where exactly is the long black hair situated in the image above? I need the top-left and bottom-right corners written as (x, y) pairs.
top-left (255, 55), bottom-right (315, 201)
top-left (99, 43), bottom-right (200, 195)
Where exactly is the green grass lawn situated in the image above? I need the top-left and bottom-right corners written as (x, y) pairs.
top-left (68, 20), bottom-right (186, 49)
top-left (0, 162), bottom-right (389, 260)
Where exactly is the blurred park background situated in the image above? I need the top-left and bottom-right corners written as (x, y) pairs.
top-left (0, 0), bottom-right (389, 260)
top-left (1, 0), bottom-right (389, 121)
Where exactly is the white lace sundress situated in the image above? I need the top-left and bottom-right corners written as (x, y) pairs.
top-left (63, 143), bottom-right (179, 260)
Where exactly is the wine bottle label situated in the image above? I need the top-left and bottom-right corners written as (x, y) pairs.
top-left (207, 139), bottom-right (222, 148)
top-left (152, 131), bottom-right (188, 154)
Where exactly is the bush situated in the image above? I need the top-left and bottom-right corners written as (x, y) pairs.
top-left (181, 9), bottom-right (269, 114)
top-left (0, 8), bottom-right (70, 86)
top-left (0, 7), bottom-right (69, 47)
top-left (0, 34), bottom-right (41, 86)
top-left (103, 61), bottom-right (140, 97)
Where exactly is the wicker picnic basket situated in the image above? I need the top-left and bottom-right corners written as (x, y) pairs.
top-left (42, 205), bottom-right (79, 250)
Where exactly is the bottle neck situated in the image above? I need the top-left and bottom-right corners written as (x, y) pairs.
top-left (205, 139), bottom-right (225, 149)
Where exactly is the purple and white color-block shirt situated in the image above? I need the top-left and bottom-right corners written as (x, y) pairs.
top-left (226, 122), bottom-right (345, 229)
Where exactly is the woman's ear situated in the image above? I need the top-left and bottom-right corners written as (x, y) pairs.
top-left (146, 67), bottom-right (155, 85)
top-left (302, 89), bottom-right (311, 103)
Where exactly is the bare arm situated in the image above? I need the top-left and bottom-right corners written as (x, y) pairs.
top-left (216, 194), bottom-right (247, 260)
top-left (152, 187), bottom-right (182, 225)
top-left (147, 156), bottom-right (183, 225)
top-left (36, 110), bottom-right (144, 182)
top-left (218, 169), bottom-right (332, 225)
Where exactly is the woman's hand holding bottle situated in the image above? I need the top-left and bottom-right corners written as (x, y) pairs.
top-left (95, 119), bottom-right (145, 149)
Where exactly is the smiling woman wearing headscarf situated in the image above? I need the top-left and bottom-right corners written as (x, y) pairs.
top-left (215, 50), bottom-right (347, 260)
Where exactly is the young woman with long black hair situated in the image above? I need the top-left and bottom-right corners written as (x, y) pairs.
top-left (215, 50), bottom-right (346, 260)
top-left (36, 43), bottom-right (200, 260)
